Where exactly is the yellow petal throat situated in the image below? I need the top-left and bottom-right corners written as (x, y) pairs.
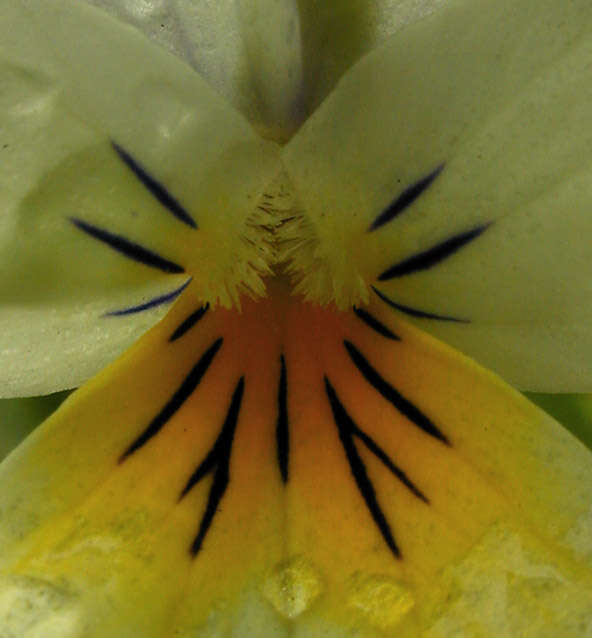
top-left (0, 284), bottom-right (590, 636)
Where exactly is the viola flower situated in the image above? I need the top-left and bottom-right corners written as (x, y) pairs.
top-left (1, 0), bottom-right (591, 635)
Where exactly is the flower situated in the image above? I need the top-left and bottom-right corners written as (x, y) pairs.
top-left (0, 0), bottom-right (591, 635)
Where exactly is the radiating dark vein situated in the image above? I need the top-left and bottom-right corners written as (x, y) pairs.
top-left (70, 217), bottom-right (184, 274)
top-left (112, 142), bottom-right (197, 229)
top-left (373, 286), bottom-right (469, 323)
top-left (169, 303), bottom-right (210, 342)
top-left (276, 355), bottom-right (289, 483)
top-left (369, 164), bottom-right (444, 231)
top-left (105, 279), bottom-right (191, 317)
top-left (353, 306), bottom-right (400, 340)
top-left (350, 425), bottom-right (428, 503)
top-left (378, 223), bottom-right (491, 280)
top-left (119, 338), bottom-right (223, 461)
top-left (324, 377), bottom-right (401, 558)
top-left (179, 377), bottom-right (245, 556)
top-left (344, 340), bottom-right (450, 445)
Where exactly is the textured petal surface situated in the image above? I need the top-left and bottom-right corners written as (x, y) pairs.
top-left (283, 0), bottom-right (592, 391)
top-left (0, 286), bottom-right (590, 636)
top-left (0, 0), bottom-right (280, 396)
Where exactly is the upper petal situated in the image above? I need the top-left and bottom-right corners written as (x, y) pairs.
top-left (82, 0), bottom-right (445, 138)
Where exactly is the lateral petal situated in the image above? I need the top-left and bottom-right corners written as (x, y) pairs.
top-left (283, 0), bottom-right (592, 390)
top-left (0, 0), bottom-right (280, 395)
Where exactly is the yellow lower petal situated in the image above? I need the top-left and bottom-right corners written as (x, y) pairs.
top-left (0, 282), bottom-right (590, 636)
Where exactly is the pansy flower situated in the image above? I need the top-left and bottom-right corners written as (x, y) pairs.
top-left (1, 0), bottom-right (591, 635)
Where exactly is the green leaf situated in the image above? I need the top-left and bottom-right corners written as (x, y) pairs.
top-left (526, 393), bottom-right (592, 451)
top-left (0, 392), bottom-right (69, 461)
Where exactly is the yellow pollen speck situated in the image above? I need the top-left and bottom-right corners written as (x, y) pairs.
top-left (346, 572), bottom-right (415, 631)
top-left (262, 556), bottom-right (324, 619)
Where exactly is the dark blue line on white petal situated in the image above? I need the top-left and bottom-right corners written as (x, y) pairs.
top-left (369, 164), bottom-right (444, 231)
top-left (112, 142), bottom-right (197, 229)
top-left (70, 217), bottom-right (185, 274)
top-left (104, 278), bottom-right (192, 317)
top-left (378, 224), bottom-right (491, 280)
top-left (373, 287), bottom-right (469, 323)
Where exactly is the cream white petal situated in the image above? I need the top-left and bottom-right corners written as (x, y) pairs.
top-left (0, 0), bottom-right (280, 396)
top-left (82, 0), bottom-right (444, 136)
top-left (235, 0), bottom-right (303, 140)
top-left (283, 0), bottom-right (592, 391)
top-left (295, 0), bottom-right (449, 119)
top-left (84, 0), bottom-right (272, 135)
